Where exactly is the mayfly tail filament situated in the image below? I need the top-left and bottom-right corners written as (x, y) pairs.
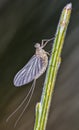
top-left (14, 79), bottom-right (36, 127)
top-left (6, 79), bottom-right (36, 126)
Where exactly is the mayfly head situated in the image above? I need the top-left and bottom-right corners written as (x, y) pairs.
top-left (34, 43), bottom-right (41, 48)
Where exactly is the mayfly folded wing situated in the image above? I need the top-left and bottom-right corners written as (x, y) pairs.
top-left (13, 55), bottom-right (43, 87)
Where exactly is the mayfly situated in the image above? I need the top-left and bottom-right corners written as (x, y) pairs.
top-left (6, 37), bottom-right (54, 127)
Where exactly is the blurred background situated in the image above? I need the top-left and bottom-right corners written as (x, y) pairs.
top-left (0, 0), bottom-right (79, 130)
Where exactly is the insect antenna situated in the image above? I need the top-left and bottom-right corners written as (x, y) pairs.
top-left (6, 79), bottom-right (36, 124)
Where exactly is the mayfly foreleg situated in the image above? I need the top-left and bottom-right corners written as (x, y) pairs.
top-left (41, 37), bottom-right (54, 48)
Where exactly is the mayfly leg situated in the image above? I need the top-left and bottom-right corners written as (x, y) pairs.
top-left (14, 79), bottom-right (36, 127)
top-left (41, 37), bottom-right (54, 48)
top-left (6, 79), bottom-right (36, 123)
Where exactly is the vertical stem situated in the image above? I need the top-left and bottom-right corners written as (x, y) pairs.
top-left (34, 3), bottom-right (72, 130)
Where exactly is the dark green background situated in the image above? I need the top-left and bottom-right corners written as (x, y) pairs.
top-left (0, 0), bottom-right (79, 130)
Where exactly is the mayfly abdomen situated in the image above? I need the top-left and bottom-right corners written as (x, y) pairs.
top-left (35, 63), bottom-right (48, 79)
top-left (35, 48), bottom-right (48, 79)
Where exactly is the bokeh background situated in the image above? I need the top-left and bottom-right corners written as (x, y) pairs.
top-left (0, 0), bottom-right (79, 130)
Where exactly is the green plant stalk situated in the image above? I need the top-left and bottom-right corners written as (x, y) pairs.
top-left (34, 3), bottom-right (72, 130)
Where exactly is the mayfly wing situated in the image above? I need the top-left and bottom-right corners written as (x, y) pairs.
top-left (13, 55), bottom-right (43, 87)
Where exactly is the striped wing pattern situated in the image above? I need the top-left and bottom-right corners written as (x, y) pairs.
top-left (13, 55), bottom-right (43, 87)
